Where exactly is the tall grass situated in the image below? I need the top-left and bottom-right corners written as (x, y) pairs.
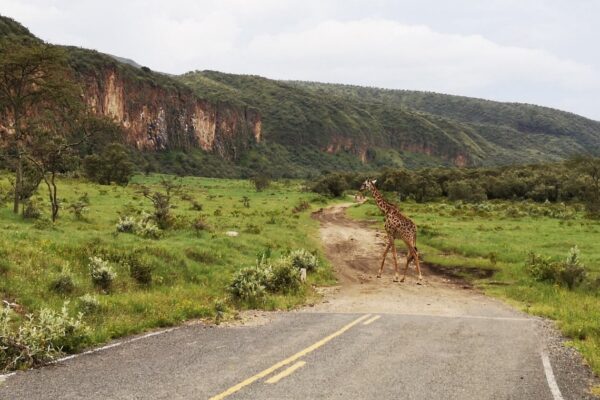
top-left (0, 173), bottom-right (334, 363)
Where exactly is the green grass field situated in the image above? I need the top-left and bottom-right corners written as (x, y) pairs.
top-left (347, 199), bottom-right (600, 375)
top-left (0, 174), bottom-right (334, 352)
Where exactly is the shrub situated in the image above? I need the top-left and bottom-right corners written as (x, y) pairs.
top-left (268, 259), bottom-right (301, 293)
top-left (559, 246), bottom-right (587, 290)
top-left (241, 196), bottom-right (250, 208)
top-left (84, 143), bottom-right (133, 185)
top-left (78, 294), bottom-right (101, 314)
top-left (50, 266), bottom-right (76, 295)
top-left (244, 223), bottom-right (262, 234)
top-left (310, 174), bottom-right (349, 197)
top-left (68, 201), bottom-right (89, 220)
top-left (33, 216), bottom-right (53, 230)
top-left (136, 219), bottom-right (162, 239)
top-left (192, 217), bottom-right (210, 236)
top-left (0, 303), bottom-right (89, 371)
top-left (116, 216), bottom-right (136, 233)
top-left (526, 252), bottom-right (558, 282)
top-left (89, 256), bottom-right (117, 292)
top-left (288, 249), bottom-right (319, 272)
top-left (190, 200), bottom-right (203, 211)
top-left (0, 259), bottom-right (10, 275)
top-left (23, 200), bottom-right (41, 219)
top-left (228, 265), bottom-right (272, 302)
top-left (526, 246), bottom-right (587, 290)
top-left (251, 175), bottom-right (271, 192)
top-left (447, 181), bottom-right (487, 203)
top-left (127, 257), bottom-right (152, 285)
top-left (292, 201), bottom-right (310, 213)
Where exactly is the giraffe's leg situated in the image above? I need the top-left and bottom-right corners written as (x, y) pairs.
top-left (400, 250), bottom-right (412, 282)
top-left (378, 240), bottom-right (392, 278)
top-left (413, 246), bottom-right (423, 281)
top-left (391, 242), bottom-right (400, 282)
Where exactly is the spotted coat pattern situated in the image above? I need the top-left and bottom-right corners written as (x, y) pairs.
top-left (361, 179), bottom-right (423, 282)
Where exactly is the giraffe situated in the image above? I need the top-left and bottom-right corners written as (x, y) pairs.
top-left (359, 179), bottom-right (423, 283)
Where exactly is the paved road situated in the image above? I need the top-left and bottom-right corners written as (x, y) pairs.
top-left (0, 203), bottom-right (597, 399)
top-left (0, 310), bottom-right (595, 400)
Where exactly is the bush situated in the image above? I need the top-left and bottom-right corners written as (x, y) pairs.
top-left (251, 175), bottom-right (271, 192)
top-left (78, 294), bottom-right (101, 314)
top-left (559, 246), bottom-right (587, 289)
top-left (0, 303), bottom-right (89, 371)
top-left (116, 216), bottom-right (136, 233)
top-left (127, 257), bottom-right (152, 285)
top-left (192, 217), bottom-right (210, 236)
top-left (310, 174), bottom-right (349, 197)
top-left (288, 249), bottom-right (319, 272)
top-left (50, 266), bottom-right (76, 295)
top-left (68, 201), bottom-right (89, 220)
top-left (526, 252), bottom-right (559, 282)
top-left (33, 216), bottom-right (53, 230)
top-left (83, 143), bottom-right (133, 185)
top-left (89, 256), bottom-right (117, 292)
top-left (268, 259), bottom-right (301, 294)
top-left (23, 200), bottom-right (41, 219)
top-left (244, 223), bottom-right (262, 234)
top-left (228, 265), bottom-right (272, 302)
top-left (526, 246), bottom-right (587, 290)
top-left (447, 181), bottom-right (487, 203)
top-left (135, 219), bottom-right (162, 239)
top-left (190, 200), bottom-right (203, 211)
top-left (0, 259), bottom-right (10, 275)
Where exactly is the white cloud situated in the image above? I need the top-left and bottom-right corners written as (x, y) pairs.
top-left (1, 0), bottom-right (599, 119)
top-left (241, 19), bottom-right (599, 94)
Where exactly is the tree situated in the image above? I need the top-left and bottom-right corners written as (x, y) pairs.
top-left (0, 38), bottom-right (81, 214)
top-left (568, 156), bottom-right (600, 217)
top-left (83, 143), bottom-right (133, 185)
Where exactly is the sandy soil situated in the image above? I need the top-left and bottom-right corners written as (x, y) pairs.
top-left (305, 202), bottom-right (520, 318)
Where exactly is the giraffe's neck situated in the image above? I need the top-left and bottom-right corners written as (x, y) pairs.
top-left (370, 185), bottom-right (391, 214)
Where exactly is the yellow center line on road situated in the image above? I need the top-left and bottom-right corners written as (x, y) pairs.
top-left (208, 314), bottom-right (371, 400)
top-left (362, 315), bottom-right (381, 325)
top-left (265, 361), bottom-right (306, 384)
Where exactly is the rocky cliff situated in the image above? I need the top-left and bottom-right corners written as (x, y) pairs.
top-left (68, 49), bottom-right (261, 161)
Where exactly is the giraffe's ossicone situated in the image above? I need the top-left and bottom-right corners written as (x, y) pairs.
top-left (359, 179), bottom-right (423, 283)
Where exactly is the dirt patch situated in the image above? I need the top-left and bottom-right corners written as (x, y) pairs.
top-left (306, 203), bottom-right (518, 317)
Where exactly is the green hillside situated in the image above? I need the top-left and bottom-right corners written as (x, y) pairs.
top-left (3, 13), bottom-right (600, 178)
top-left (180, 71), bottom-right (600, 171)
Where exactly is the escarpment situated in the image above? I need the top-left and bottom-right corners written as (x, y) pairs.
top-left (71, 57), bottom-right (261, 161)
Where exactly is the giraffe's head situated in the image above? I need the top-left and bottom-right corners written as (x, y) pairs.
top-left (359, 178), bottom-right (377, 193)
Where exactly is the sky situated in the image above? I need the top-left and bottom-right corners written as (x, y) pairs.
top-left (2, 0), bottom-right (599, 120)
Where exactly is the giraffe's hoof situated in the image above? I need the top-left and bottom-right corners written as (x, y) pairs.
top-left (393, 278), bottom-right (399, 283)
top-left (376, 274), bottom-right (381, 279)
top-left (400, 278), bottom-right (405, 283)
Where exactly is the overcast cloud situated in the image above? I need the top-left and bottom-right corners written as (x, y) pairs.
top-left (2, 0), bottom-right (599, 120)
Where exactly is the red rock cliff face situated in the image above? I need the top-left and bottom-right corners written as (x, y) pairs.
top-left (77, 68), bottom-right (261, 160)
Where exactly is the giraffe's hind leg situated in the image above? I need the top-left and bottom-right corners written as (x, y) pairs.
top-left (400, 251), bottom-right (413, 283)
top-left (413, 246), bottom-right (423, 281)
top-left (391, 241), bottom-right (400, 282)
top-left (378, 240), bottom-right (392, 278)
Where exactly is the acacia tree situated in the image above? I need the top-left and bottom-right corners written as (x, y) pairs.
top-left (0, 37), bottom-right (81, 214)
top-left (568, 156), bottom-right (600, 217)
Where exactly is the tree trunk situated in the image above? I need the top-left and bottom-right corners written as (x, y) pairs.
top-left (13, 155), bottom-right (22, 214)
top-left (51, 172), bottom-right (59, 221)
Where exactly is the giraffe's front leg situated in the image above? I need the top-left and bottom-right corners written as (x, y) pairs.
top-left (378, 241), bottom-right (392, 278)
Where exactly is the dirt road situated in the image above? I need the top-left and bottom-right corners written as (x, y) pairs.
top-left (0, 203), bottom-right (597, 399)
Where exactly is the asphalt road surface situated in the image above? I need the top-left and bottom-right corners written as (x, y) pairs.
top-left (0, 203), bottom-right (596, 399)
